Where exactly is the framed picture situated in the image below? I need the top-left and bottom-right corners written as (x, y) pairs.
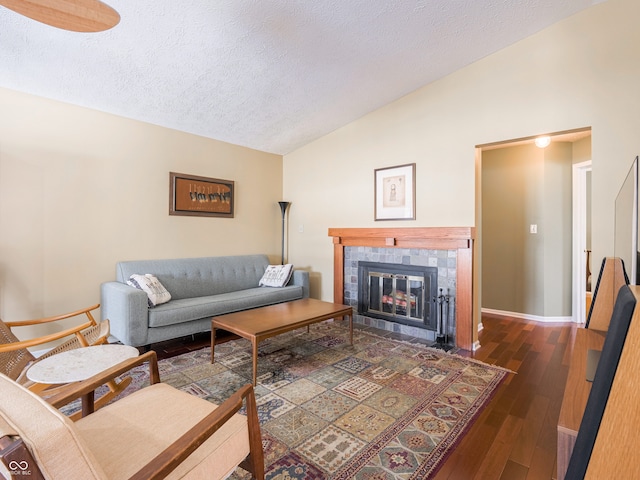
top-left (169, 172), bottom-right (234, 218)
top-left (374, 163), bottom-right (416, 221)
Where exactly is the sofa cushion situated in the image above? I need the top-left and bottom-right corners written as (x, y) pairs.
top-left (127, 274), bottom-right (172, 307)
top-left (116, 255), bottom-right (270, 300)
top-left (148, 286), bottom-right (303, 328)
top-left (259, 264), bottom-right (294, 287)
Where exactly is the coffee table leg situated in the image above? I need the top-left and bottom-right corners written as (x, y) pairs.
top-left (252, 338), bottom-right (258, 386)
top-left (211, 326), bottom-right (217, 364)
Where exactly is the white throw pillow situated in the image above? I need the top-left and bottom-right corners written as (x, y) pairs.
top-left (127, 274), bottom-right (172, 307)
top-left (259, 264), bottom-right (294, 288)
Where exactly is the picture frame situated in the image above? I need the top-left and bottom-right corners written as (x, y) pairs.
top-left (374, 163), bottom-right (416, 221)
top-left (169, 172), bottom-right (234, 218)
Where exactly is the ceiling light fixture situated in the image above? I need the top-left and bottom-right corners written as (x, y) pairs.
top-left (535, 136), bottom-right (551, 148)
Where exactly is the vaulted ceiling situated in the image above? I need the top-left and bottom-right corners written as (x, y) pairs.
top-left (0, 1), bottom-right (604, 155)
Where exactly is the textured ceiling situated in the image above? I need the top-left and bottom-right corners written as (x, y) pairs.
top-left (0, 0), bottom-right (604, 155)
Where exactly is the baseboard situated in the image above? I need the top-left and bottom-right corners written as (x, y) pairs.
top-left (481, 308), bottom-right (574, 323)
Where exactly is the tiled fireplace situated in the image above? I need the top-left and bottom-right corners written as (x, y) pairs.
top-left (328, 227), bottom-right (476, 350)
top-left (343, 248), bottom-right (454, 345)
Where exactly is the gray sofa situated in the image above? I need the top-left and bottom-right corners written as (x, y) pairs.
top-left (100, 254), bottom-right (309, 347)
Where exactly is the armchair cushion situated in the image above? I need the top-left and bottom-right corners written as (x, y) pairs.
top-left (0, 373), bottom-right (107, 479)
top-left (0, 366), bottom-right (260, 480)
top-left (75, 383), bottom-right (250, 479)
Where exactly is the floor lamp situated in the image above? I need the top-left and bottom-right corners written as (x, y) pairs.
top-left (278, 201), bottom-right (290, 265)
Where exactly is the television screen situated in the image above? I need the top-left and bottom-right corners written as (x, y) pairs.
top-left (613, 156), bottom-right (639, 285)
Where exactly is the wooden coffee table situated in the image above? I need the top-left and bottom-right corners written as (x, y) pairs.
top-left (211, 298), bottom-right (353, 385)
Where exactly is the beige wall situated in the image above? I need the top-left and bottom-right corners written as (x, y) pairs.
top-left (543, 142), bottom-right (574, 317)
top-left (284, 0), bottom-right (640, 332)
top-left (482, 143), bottom-right (575, 319)
top-left (0, 89), bottom-right (283, 335)
top-left (482, 144), bottom-right (545, 316)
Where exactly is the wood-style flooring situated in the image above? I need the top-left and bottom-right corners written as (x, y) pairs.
top-left (148, 313), bottom-right (575, 480)
top-left (434, 314), bottom-right (573, 480)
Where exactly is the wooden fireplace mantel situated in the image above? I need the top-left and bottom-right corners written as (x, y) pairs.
top-left (328, 227), bottom-right (476, 351)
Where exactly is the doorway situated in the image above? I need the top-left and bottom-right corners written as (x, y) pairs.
top-left (477, 128), bottom-right (591, 323)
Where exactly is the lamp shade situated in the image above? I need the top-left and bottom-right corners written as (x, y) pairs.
top-left (279, 201), bottom-right (290, 216)
top-left (278, 202), bottom-right (290, 264)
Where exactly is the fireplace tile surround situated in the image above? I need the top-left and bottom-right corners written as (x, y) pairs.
top-left (344, 246), bottom-right (456, 343)
top-left (328, 227), bottom-right (476, 350)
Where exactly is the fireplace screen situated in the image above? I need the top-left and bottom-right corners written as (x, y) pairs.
top-left (369, 272), bottom-right (423, 320)
top-left (358, 262), bottom-right (438, 330)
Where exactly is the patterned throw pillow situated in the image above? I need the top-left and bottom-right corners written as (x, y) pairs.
top-left (127, 274), bottom-right (172, 307)
top-left (259, 264), bottom-right (294, 288)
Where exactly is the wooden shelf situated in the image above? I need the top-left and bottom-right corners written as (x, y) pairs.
top-left (585, 284), bottom-right (640, 478)
top-left (587, 257), bottom-right (627, 331)
top-left (558, 283), bottom-right (640, 478)
top-left (557, 327), bottom-right (606, 479)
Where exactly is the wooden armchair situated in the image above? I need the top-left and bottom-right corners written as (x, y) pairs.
top-left (0, 351), bottom-right (265, 479)
top-left (0, 304), bottom-right (129, 419)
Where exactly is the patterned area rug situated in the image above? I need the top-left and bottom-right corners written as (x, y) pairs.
top-left (107, 322), bottom-right (509, 479)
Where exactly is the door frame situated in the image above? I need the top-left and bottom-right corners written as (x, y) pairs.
top-left (572, 160), bottom-right (592, 323)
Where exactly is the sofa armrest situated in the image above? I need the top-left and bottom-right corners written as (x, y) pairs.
top-left (291, 270), bottom-right (310, 298)
top-left (100, 281), bottom-right (150, 346)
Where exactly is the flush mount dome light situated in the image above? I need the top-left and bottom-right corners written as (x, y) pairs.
top-left (535, 136), bottom-right (551, 148)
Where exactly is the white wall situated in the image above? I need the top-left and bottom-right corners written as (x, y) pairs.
top-left (0, 89), bottom-right (283, 335)
top-left (284, 0), bottom-right (640, 330)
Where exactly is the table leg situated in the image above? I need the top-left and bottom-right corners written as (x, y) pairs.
top-left (81, 391), bottom-right (95, 417)
top-left (211, 326), bottom-right (217, 364)
top-left (252, 338), bottom-right (258, 386)
top-left (349, 314), bottom-right (353, 345)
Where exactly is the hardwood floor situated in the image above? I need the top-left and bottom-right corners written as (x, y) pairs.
top-left (433, 314), bottom-right (575, 480)
top-left (147, 313), bottom-right (576, 480)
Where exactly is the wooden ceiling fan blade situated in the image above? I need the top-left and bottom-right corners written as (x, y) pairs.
top-left (0, 0), bottom-right (120, 32)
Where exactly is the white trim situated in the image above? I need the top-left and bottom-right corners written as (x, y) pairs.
top-left (572, 160), bottom-right (592, 324)
top-left (482, 308), bottom-right (573, 323)
top-left (472, 341), bottom-right (481, 351)
top-left (477, 322), bottom-right (484, 332)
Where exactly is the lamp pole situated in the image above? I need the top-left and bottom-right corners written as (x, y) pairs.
top-left (278, 202), bottom-right (290, 265)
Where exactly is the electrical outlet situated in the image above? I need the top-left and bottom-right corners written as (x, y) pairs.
top-left (298, 224), bottom-right (304, 233)
top-left (530, 224), bottom-right (537, 234)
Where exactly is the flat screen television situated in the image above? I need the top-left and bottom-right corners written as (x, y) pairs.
top-left (587, 157), bottom-right (638, 327)
top-left (614, 156), bottom-right (640, 285)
